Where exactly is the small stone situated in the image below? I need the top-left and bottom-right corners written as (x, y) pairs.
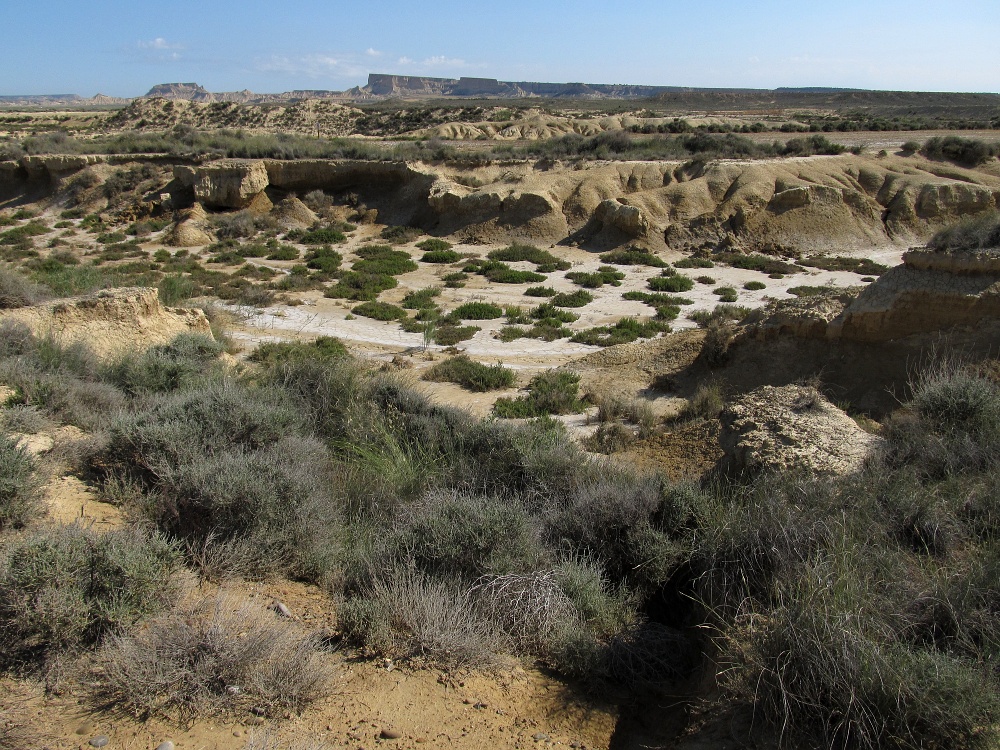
top-left (155, 742), bottom-right (175, 750)
top-left (462, 698), bottom-right (472, 705)
top-left (473, 701), bottom-right (487, 709)
top-left (247, 717), bottom-right (265, 726)
top-left (225, 685), bottom-right (241, 695)
top-left (89, 738), bottom-right (110, 748)
top-left (532, 733), bottom-right (550, 742)
top-left (379, 728), bottom-right (403, 740)
top-left (326, 725), bottom-right (333, 731)
top-left (250, 706), bottom-right (267, 717)
top-left (233, 731), bottom-right (243, 738)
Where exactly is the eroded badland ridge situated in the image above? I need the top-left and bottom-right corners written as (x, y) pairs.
top-left (2, 82), bottom-right (1000, 750)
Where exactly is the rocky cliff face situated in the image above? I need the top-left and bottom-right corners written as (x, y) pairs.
top-left (4, 152), bottom-right (999, 252)
top-left (746, 247), bottom-right (1000, 344)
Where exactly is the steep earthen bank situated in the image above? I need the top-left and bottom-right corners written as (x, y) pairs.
top-left (3, 152), bottom-right (999, 252)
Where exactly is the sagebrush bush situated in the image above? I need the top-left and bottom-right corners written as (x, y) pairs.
top-left (0, 433), bottom-right (42, 529)
top-left (392, 490), bottom-right (544, 582)
top-left (928, 212), bottom-right (1000, 252)
top-left (94, 592), bottom-right (334, 721)
top-left (0, 267), bottom-right (48, 308)
top-left (340, 569), bottom-right (500, 669)
top-left (98, 382), bottom-right (341, 580)
top-left (0, 525), bottom-right (180, 665)
top-left (103, 333), bottom-right (223, 395)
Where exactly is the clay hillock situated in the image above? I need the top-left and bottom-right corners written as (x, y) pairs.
top-left (0, 287), bottom-right (210, 358)
top-left (103, 97), bottom-right (363, 136)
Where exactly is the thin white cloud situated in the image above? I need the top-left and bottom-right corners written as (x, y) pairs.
top-left (365, 48), bottom-right (381, 57)
top-left (255, 53), bottom-right (366, 80)
top-left (394, 55), bottom-right (488, 75)
top-left (137, 37), bottom-right (183, 50)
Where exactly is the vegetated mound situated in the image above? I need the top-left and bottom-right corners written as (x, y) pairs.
top-left (0, 287), bottom-right (210, 358)
top-left (102, 97), bottom-right (363, 136)
top-left (718, 384), bottom-right (882, 476)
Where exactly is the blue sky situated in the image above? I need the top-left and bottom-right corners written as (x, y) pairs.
top-left (3, 0), bottom-right (999, 96)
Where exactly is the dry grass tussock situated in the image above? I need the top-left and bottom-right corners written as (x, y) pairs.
top-left (92, 591), bottom-right (335, 724)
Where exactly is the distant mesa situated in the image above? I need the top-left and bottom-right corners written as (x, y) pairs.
top-left (5, 75), bottom-right (999, 107)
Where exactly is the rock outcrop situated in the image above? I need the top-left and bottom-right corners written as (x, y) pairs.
top-left (749, 248), bottom-right (1000, 343)
top-left (719, 385), bottom-right (882, 476)
top-left (191, 160), bottom-right (270, 209)
top-left (0, 287), bottom-right (211, 358)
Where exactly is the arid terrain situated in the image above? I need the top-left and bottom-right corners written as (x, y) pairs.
top-left (1, 87), bottom-right (999, 750)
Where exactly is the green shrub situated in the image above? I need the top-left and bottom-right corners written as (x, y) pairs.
top-left (297, 227), bottom-right (346, 245)
top-left (718, 253), bottom-right (801, 275)
top-left (401, 288), bottom-right (441, 309)
top-left (488, 243), bottom-right (569, 270)
top-left (353, 245), bottom-right (417, 276)
top-left (714, 286), bottom-right (739, 302)
top-left (303, 245), bottom-right (343, 273)
top-left (550, 290), bottom-right (593, 308)
top-left (380, 225), bottom-right (422, 244)
top-left (623, 291), bottom-right (694, 307)
top-left (743, 280), bottom-right (766, 291)
top-left (434, 324), bottom-right (480, 346)
top-left (352, 301), bottom-right (408, 321)
top-left (570, 318), bottom-right (669, 347)
top-left (98, 383), bottom-right (340, 581)
top-left (250, 336), bottom-right (348, 366)
top-left (648, 274), bottom-right (694, 293)
top-left (421, 249), bottom-right (461, 263)
top-left (450, 301), bottom-right (503, 320)
top-left (674, 257), bottom-right (715, 269)
top-left (484, 264), bottom-right (546, 284)
top-left (423, 355), bottom-right (516, 391)
top-left (267, 244), bottom-right (300, 261)
top-left (442, 271), bottom-right (468, 288)
top-left (324, 271), bottom-right (397, 300)
top-left (687, 304), bottom-right (753, 328)
top-left (921, 136), bottom-right (999, 168)
top-left (524, 286), bottom-right (557, 297)
top-left (157, 274), bottom-right (196, 305)
top-left (798, 256), bottom-right (889, 275)
top-left (529, 303), bottom-right (578, 323)
top-left (0, 525), bottom-right (180, 665)
top-left (416, 238), bottom-right (452, 253)
top-left (599, 247), bottom-right (668, 268)
top-left (493, 369), bottom-right (584, 418)
top-left (565, 267), bottom-right (625, 288)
